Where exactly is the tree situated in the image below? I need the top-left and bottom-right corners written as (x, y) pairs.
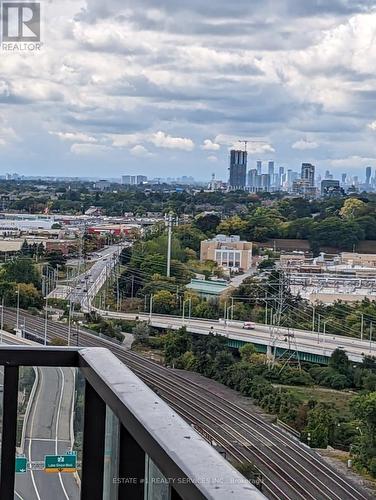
top-left (132, 322), bottom-right (150, 343)
top-left (311, 218), bottom-right (364, 250)
top-left (46, 250), bottom-right (67, 270)
top-left (164, 328), bottom-right (192, 365)
top-left (258, 259), bottom-right (275, 270)
top-left (351, 392), bottom-right (376, 476)
top-left (304, 403), bottom-right (337, 448)
top-left (239, 343), bottom-right (257, 362)
top-left (340, 198), bottom-right (367, 219)
top-left (152, 290), bottom-right (177, 314)
top-left (194, 213), bottom-right (221, 234)
top-left (2, 258), bottom-right (41, 288)
top-left (329, 348), bottom-right (350, 376)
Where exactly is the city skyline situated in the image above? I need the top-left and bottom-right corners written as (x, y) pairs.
top-left (1, 2), bottom-right (376, 179)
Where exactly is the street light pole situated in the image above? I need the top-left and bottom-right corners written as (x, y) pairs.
top-left (16, 285), bottom-right (20, 331)
top-left (166, 214), bottom-right (173, 278)
top-left (149, 294), bottom-right (153, 321)
top-left (370, 322), bottom-right (373, 353)
top-left (265, 301), bottom-right (268, 326)
top-left (44, 296), bottom-right (48, 346)
top-left (68, 300), bottom-right (73, 347)
top-left (0, 296), bottom-right (4, 344)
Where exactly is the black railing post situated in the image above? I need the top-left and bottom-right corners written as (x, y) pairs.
top-left (171, 488), bottom-right (184, 500)
top-left (0, 366), bottom-right (19, 500)
top-left (118, 424), bottom-right (145, 500)
top-left (81, 380), bottom-right (106, 500)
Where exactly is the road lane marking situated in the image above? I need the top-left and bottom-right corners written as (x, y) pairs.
top-left (28, 367), bottom-right (42, 500)
top-left (56, 367), bottom-right (70, 500)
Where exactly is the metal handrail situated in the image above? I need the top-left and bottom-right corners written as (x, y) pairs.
top-left (0, 346), bottom-right (265, 500)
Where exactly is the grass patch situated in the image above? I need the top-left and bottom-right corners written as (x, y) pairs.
top-left (273, 384), bottom-right (356, 416)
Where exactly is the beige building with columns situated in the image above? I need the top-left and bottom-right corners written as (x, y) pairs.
top-left (200, 235), bottom-right (253, 271)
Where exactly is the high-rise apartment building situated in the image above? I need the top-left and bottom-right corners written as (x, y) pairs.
top-left (366, 166), bottom-right (372, 185)
top-left (256, 160), bottom-right (262, 175)
top-left (229, 150), bottom-right (247, 189)
top-left (301, 163), bottom-right (315, 186)
top-left (122, 175), bottom-right (147, 185)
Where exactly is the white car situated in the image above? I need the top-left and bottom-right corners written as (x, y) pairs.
top-left (243, 322), bottom-right (255, 330)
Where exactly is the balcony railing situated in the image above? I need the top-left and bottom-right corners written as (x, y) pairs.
top-left (0, 346), bottom-right (265, 499)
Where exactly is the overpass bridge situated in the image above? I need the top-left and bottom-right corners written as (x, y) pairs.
top-left (98, 310), bottom-right (374, 364)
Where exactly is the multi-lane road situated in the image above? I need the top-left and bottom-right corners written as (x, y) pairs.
top-left (3, 308), bottom-right (372, 500)
top-left (15, 366), bottom-right (79, 500)
top-left (69, 243), bottom-right (125, 309)
top-left (66, 243), bottom-right (374, 362)
top-left (96, 310), bottom-right (375, 363)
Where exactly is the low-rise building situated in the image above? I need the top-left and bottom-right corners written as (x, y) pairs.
top-left (341, 252), bottom-right (376, 268)
top-left (186, 278), bottom-right (230, 301)
top-left (200, 234), bottom-right (252, 271)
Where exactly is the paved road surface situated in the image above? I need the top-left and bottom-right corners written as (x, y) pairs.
top-left (99, 309), bottom-right (375, 362)
top-left (15, 366), bottom-right (79, 500)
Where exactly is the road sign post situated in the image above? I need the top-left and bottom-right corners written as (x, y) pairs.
top-left (44, 454), bottom-right (77, 473)
top-left (15, 457), bottom-right (27, 473)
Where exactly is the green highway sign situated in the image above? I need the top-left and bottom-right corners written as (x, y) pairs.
top-left (15, 457), bottom-right (27, 473)
top-left (44, 454), bottom-right (77, 473)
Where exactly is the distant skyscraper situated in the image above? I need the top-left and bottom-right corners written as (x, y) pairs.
top-left (256, 160), bottom-right (262, 175)
top-left (301, 163), bottom-right (315, 187)
top-left (325, 170), bottom-right (331, 180)
top-left (247, 169), bottom-right (257, 190)
top-left (366, 166), bottom-right (372, 185)
top-left (341, 173), bottom-right (347, 185)
top-left (229, 150), bottom-right (247, 189)
top-left (268, 161), bottom-right (274, 176)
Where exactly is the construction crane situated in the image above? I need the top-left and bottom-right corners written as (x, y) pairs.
top-left (238, 139), bottom-right (269, 153)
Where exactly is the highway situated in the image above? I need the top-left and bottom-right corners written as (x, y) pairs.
top-left (15, 366), bottom-right (79, 500)
top-left (0, 332), bottom-right (79, 500)
top-left (3, 308), bottom-right (372, 500)
top-left (66, 242), bottom-right (374, 362)
top-left (93, 309), bottom-right (374, 363)
top-left (69, 243), bottom-right (126, 309)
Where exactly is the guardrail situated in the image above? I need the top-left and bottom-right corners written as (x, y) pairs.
top-left (0, 346), bottom-right (265, 500)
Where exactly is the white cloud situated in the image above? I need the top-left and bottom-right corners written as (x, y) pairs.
top-left (130, 144), bottom-right (152, 157)
top-left (70, 143), bottom-right (111, 155)
top-left (107, 134), bottom-right (144, 148)
top-left (207, 155), bottom-right (218, 162)
top-left (0, 127), bottom-right (18, 146)
top-left (292, 139), bottom-right (319, 150)
top-left (330, 155), bottom-right (376, 169)
top-left (201, 139), bottom-right (220, 151)
top-left (150, 131), bottom-right (194, 151)
top-left (368, 121), bottom-right (376, 131)
top-left (50, 131), bottom-right (97, 143)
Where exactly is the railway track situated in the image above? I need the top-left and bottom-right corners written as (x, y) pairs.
top-left (3, 308), bottom-right (372, 500)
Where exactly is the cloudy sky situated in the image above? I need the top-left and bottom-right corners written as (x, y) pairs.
top-left (1, 0), bottom-right (376, 180)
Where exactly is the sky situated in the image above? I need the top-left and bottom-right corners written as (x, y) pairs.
top-left (1, 0), bottom-right (376, 180)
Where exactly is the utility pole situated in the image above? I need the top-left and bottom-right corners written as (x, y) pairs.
top-left (149, 294), bottom-right (153, 321)
top-left (116, 276), bottom-right (120, 312)
top-left (265, 301), bottom-right (268, 325)
top-left (16, 285), bottom-right (20, 331)
top-left (0, 296), bottom-right (4, 344)
top-left (166, 213), bottom-right (173, 278)
top-left (370, 322), bottom-right (373, 353)
top-left (68, 300), bottom-right (73, 347)
top-left (44, 296), bottom-right (48, 346)
top-left (361, 313), bottom-right (364, 341)
top-left (312, 305), bottom-right (315, 333)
